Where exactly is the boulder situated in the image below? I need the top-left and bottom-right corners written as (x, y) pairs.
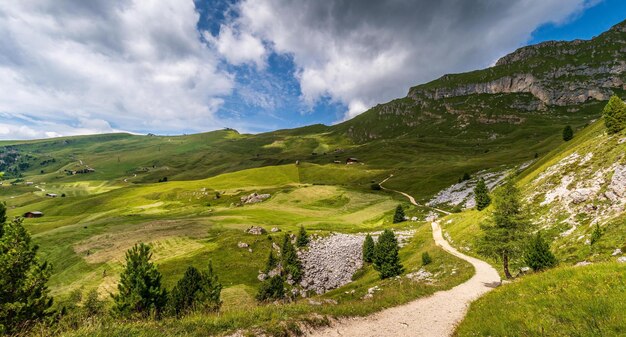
top-left (241, 192), bottom-right (271, 204)
top-left (237, 242), bottom-right (249, 248)
top-left (245, 226), bottom-right (266, 235)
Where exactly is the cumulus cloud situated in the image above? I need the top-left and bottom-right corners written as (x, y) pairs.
top-left (0, 0), bottom-right (233, 139)
top-left (207, 25), bottom-right (267, 68)
top-left (229, 0), bottom-right (596, 120)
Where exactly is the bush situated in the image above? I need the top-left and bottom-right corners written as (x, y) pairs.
top-left (112, 243), bottom-right (167, 318)
top-left (474, 179), bottom-right (491, 211)
top-left (296, 225), bottom-right (309, 247)
top-left (0, 217), bottom-right (53, 335)
top-left (168, 264), bottom-right (223, 316)
top-left (373, 229), bottom-right (403, 279)
top-left (83, 289), bottom-right (104, 317)
top-left (256, 276), bottom-right (285, 302)
top-left (590, 224), bottom-right (602, 245)
top-left (524, 232), bottom-right (557, 271)
top-left (421, 252), bottom-right (432, 265)
top-left (562, 125), bottom-right (574, 141)
top-left (603, 95), bottom-right (626, 134)
top-left (264, 250), bottom-right (278, 273)
top-left (362, 234), bottom-right (375, 263)
top-left (370, 183), bottom-right (381, 191)
top-left (393, 205), bottom-right (405, 223)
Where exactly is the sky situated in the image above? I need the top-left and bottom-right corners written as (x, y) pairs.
top-left (0, 0), bottom-right (625, 140)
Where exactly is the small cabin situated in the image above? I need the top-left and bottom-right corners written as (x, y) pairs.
top-left (346, 157), bottom-right (360, 165)
top-left (24, 211), bottom-right (43, 218)
top-left (46, 193), bottom-right (58, 198)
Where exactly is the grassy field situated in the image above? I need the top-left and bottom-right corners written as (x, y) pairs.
top-left (455, 263), bottom-right (626, 337)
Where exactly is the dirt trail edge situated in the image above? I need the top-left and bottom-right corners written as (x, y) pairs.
top-left (307, 179), bottom-right (500, 337)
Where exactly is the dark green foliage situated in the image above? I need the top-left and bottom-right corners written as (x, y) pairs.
top-left (562, 125), bottom-right (574, 141)
top-left (281, 234), bottom-right (302, 282)
top-left (459, 172), bottom-right (471, 183)
top-left (478, 182), bottom-right (529, 278)
top-left (296, 225), bottom-right (309, 247)
top-left (370, 183), bottom-right (381, 191)
top-left (112, 243), bottom-right (167, 318)
top-left (256, 276), bottom-right (285, 302)
top-left (0, 202), bottom-right (6, 237)
top-left (603, 95), bottom-right (626, 134)
top-left (362, 234), bottom-right (375, 263)
top-left (0, 218), bottom-right (53, 335)
top-left (590, 224), bottom-right (603, 245)
top-left (169, 263), bottom-right (222, 316)
top-left (393, 205), bottom-right (405, 223)
top-left (421, 252), bottom-right (432, 265)
top-left (373, 229), bottom-right (403, 279)
top-left (264, 250), bottom-right (278, 273)
top-left (524, 232), bottom-right (557, 271)
top-left (474, 179), bottom-right (491, 211)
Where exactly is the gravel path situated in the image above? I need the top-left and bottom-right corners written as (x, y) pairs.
top-left (307, 181), bottom-right (500, 337)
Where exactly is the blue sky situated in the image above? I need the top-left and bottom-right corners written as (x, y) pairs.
top-left (0, 0), bottom-right (624, 139)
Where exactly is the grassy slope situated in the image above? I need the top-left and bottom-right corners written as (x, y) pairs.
top-left (455, 263), bottom-right (626, 337)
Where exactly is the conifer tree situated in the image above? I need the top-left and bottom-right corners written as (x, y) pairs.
top-left (478, 182), bottom-right (529, 278)
top-left (280, 234), bottom-right (302, 282)
top-left (393, 205), bottom-right (405, 223)
top-left (112, 243), bottom-right (167, 318)
top-left (590, 224), bottom-right (603, 245)
top-left (524, 232), bottom-right (557, 271)
top-left (474, 179), bottom-right (491, 211)
top-left (264, 250), bottom-right (277, 273)
top-left (256, 275), bottom-right (284, 302)
top-left (362, 234), bottom-right (375, 263)
top-left (0, 218), bottom-right (53, 335)
top-left (296, 225), bottom-right (309, 247)
top-left (562, 125), bottom-right (574, 141)
top-left (603, 95), bottom-right (626, 134)
top-left (373, 229), bottom-right (403, 279)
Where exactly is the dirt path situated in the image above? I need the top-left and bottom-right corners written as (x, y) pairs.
top-left (308, 179), bottom-right (500, 337)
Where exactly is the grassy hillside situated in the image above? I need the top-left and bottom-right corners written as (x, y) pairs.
top-left (455, 263), bottom-right (626, 336)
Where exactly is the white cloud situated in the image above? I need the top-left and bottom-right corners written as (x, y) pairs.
top-left (207, 25), bottom-right (267, 68)
top-left (229, 0), bottom-right (596, 121)
top-left (0, 0), bottom-right (234, 139)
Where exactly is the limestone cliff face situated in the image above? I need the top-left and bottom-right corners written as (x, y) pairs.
top-left (407, 20), bottom-right (626, 109)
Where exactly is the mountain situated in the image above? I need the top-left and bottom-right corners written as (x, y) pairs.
top-left (2, 20), bottom-right (626, 201)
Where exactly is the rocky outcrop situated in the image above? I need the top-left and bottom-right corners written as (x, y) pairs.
top-left (245, 226), bottom-right (267, 235)
top-left (240, 193), bottom-right (270, 204)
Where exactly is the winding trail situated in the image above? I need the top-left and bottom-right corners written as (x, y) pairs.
top-left (308, 177), bottom-right (500, 337)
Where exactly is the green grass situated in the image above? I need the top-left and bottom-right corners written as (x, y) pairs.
top-left (455, 263), bottom-right (626, 337)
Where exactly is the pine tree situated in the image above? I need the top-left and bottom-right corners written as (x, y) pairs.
top-left (562, 125), bottom-right (574, 141)
top-left (281, 234), bottom-right (302, 282)
top-left (264, 250), bottom-right (277, 273)
top-left (421, 252), bottom-right (432, 265)
top-left (296, 225), bottom-right (309, 247)
top-left (0, 202), bottom-right (6, 237)
top-left (0, 218), bottom-right (53, 335)
top-left (478, 182), bottom-right (529, 278)
top-left (524, 232), bottom-right (557, 271)
top-left (393, 205), bottom-right (405, 223)
top-left (474, 179), bottom-right (491, 211)
top-left (362, 234), bottom-right (375, 263)
top-left (112, 243), bottom-right (167, 318)
top-left (256, 275), bottom-right (284, 302)
top-left (194, 262), bottom-right (222, 313)
top-left (373, 229), bottom-right (403, 279)
top-left (603, 95), bottom-right (626, 134)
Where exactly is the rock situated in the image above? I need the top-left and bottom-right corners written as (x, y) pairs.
top-left (308, 299), bottom-right (322, 306)
top-left (299, 234), bottom-right (365, 295)
top-left (241, 192), bottom-right (271, 204)
top-left (245, 226), bottom-right (266, 235)
top-left (574, 261), bottom-right (592, 267)
top-left (272, 242), bottom-right (281, 251)
top-left (618, 256), bottom-right (626, 263)
top-left (271, 227), bottom-right (281, 232)
top-left (612, 248), bottom-right (623, 256)
top-left (411, 216), bottom-right (418, 221)
top-left (248, 248), bottom-right (253, 253)
top-left (257, 273), bottom-right (267, 281)
top-left (237, 242), bottom-right (249, 248)
top-left (406, 268), bottom-right (433, 282)
top-left (609, 165), bottom-right (626, 197)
